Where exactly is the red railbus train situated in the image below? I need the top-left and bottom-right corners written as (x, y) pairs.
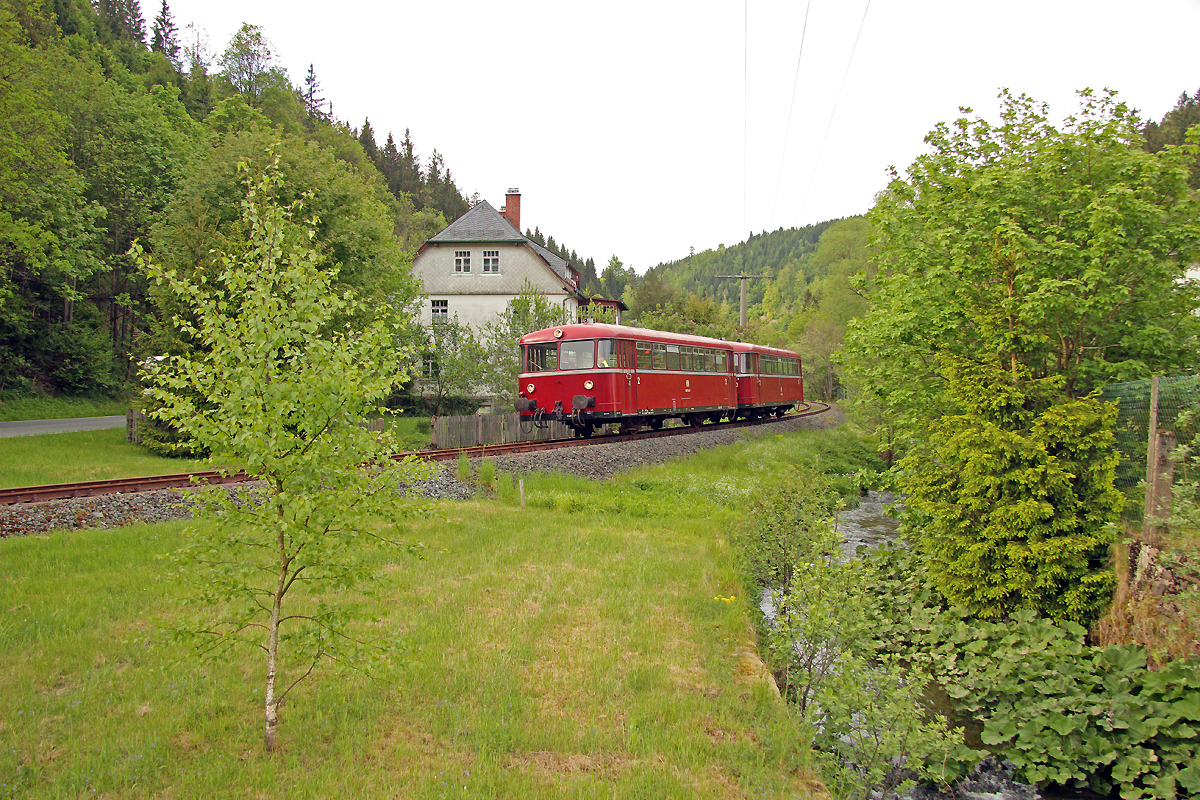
top-left (514, 323), bottom-right (803, 437)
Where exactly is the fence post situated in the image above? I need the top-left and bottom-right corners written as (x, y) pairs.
top-left (1142, 376), bottom-right (1176, 547)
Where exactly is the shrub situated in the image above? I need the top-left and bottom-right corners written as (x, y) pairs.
top-left (900, 357), bottom-right (1124, 625)
top-left (734, 465), bottom-right (841, 589)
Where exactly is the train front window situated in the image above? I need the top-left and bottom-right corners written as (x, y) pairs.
top-left (560, 340), bottom-right (595, 370)
top-left (526, 343), bottom-right (558, 372)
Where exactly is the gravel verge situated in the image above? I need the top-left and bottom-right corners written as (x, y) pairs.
top-left (0, 410), bottom-right (843, 538)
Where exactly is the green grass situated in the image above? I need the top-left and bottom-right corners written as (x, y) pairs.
top-left (0, 395), bottom-right (129, 423)
top-left (0, 428), bottom-right (221, 488)
top-left (0, 418), bottom-right (433, 489)
top-left (0, 423), bottom-right (881, 798)
top-left (390, 415), bottom-right (433, 451)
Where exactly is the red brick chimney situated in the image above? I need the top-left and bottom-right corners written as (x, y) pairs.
top-left (501, 188), bottom-right (521, 232)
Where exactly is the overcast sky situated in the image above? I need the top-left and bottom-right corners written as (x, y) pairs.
top-left (164, 0), bottom-right (1200, 274)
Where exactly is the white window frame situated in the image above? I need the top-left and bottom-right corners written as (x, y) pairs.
top-left (482, 249), bottom-right (500, 273)
top-left (431, 299), bottom-right (448, 322)
top-left (454, 250), bottom-right (471, 273)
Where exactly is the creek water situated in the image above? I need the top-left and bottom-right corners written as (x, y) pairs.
top-left (837, 489), bottom-right (904, 555)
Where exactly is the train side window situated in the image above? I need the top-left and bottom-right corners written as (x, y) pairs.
top-left (717, 351), bottom-right (728, 373)
top-left (636, 341), bottom-right (652, 369)
top-left (652, 343), bottom-right (666, 370)
top-left (526, 343), bottom-right (558, 372)
top-left (560, 340), bottom-right (594, 370)
top-left (596, 339), bottom-right (615, 368)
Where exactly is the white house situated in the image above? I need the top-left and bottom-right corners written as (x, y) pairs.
top-left (413, 189), bottom-right (585, 328)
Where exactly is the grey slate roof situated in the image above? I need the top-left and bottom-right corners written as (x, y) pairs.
top-left (528, 240), bottom-right (573, 284)
top-left (427, 200), bottom-right (577, 287)
top-left (427, 200), bottom-right (525, 243)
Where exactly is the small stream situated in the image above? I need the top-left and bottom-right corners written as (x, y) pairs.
top-left (838, 489), bottom-right (904, 555)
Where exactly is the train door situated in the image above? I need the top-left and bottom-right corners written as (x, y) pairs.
top-left (754, 354), bottom-right (762, 404)
top-left (617, 339), bottom-right (636, 413)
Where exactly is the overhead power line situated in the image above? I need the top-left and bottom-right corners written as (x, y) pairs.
top-left (797, 0), bottom-right (872, 222)
top-left (769, 0), bottom-right (813, 229)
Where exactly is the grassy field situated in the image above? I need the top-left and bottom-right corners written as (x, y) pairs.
top-left (0, 424), bottom-right (876, 798)
top-left (0, 396), bottom-right (130, 423)
top-left (0, 428), bottom-right (219, 487)
top-left (0, 418), bottom-right (432, 488)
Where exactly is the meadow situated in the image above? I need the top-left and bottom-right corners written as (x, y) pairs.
top-left (0, 397), bottom-right (130, 424)
top-left (0, 418), bottom-right (432, 488)
top-left (0, 425), bottom-right (879, 798)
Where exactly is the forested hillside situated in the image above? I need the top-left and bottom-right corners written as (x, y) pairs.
top-left (0, 0), bottom-right (471, 399)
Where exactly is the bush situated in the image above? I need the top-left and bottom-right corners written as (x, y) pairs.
top-left (734, 465), bottom-right (841, 590)
top-left (900, 358), bottom-right (1124, 625)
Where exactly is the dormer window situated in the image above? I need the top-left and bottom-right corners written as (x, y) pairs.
top-left (483, 250), bottom-right (499, 273)
top-left (454, 251), bottom-right (471, 273)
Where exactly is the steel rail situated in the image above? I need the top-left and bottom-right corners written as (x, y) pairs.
top-left (0, 403), bottom-right (830, 507)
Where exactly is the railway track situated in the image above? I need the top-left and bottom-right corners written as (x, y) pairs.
top-left (0, 403), bottom-right (830, 506)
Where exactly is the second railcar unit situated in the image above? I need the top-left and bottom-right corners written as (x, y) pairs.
top-left (514, 323), bottom-right (803, 437)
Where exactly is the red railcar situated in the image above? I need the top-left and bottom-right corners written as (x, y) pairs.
top-left (515, 323), bottom-right (803, 436)
top-left (731, 341), bottom-right (805, 419)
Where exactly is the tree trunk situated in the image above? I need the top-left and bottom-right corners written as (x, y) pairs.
top-left (264, 598), bottom-right (280, 751)
top-left (265, 538), bottom-right (286, 751)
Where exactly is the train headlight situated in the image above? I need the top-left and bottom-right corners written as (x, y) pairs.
top-left (553, 328), bottom-right (563, 339)
top-left (583, 380), bottom-right (594, 390)
top-left (526, 383), bottom-right (535, 393)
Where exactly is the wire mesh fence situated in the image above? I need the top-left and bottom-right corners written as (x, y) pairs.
top-left (1100, 375), bottom-right (1200, 495)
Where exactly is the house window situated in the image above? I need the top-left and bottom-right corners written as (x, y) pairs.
top-left (454, 250), bottom-right (471, 273)
top-left (422, 355), bottom-right (440, 379)
top-left (482, 250), bottom-right (499, 273)
top-left (431, 299), bottom-right (448, 322)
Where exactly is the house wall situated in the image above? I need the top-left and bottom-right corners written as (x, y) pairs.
top-left (415, 241), bottom-right (578, 328)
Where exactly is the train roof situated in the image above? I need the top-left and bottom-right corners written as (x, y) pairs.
top-left (518, 323), bottom-right (799, 358)
top-left (727, 340), bottom-right (802, 358)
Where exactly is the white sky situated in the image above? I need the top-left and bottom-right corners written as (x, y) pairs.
top-left (164, 0), bottom-right (1200, 274)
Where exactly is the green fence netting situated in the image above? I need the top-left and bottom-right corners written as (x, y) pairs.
top-left (1100, 376), bottom-right (1200, 494)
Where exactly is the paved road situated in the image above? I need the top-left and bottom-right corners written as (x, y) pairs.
top-left (0, 416), bottom-right (126, 438)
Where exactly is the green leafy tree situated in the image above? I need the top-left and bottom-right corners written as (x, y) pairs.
top-left (420, 314), bottom-right (484, 416)
top-left (599, 254), bottom-right (634, 300)
top-left (479, 281), bottom-right (568, 402)
top-left (217, 23), bottom-right (288, 105)
top-left (0, 9), bottom-right (109, 395)
top-left (148, 126), bottom-right (419, 352)
top-left (136, 155), bottom-right (427, 752)
top-left (843, 90), bottom-right (1200, 433)
top-left (899, 357), bottom-right (1124, 624)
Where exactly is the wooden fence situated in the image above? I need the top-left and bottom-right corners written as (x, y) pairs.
top-left (432, 412), bottom-right (571, 449)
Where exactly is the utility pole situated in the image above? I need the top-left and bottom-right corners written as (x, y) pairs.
top-left (716, 274), bottom-right (771, 327)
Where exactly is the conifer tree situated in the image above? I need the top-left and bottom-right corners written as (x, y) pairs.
top-left (358, 118), bottom-right (378, 164)
top-left (302, 64), bottom-right (326, 120)
top-left (379, 132), bottom-right (402, 196)
top-left (151, 0), bottom-right (179, 66)
top-left (399, 129), bottom-right (422, 200)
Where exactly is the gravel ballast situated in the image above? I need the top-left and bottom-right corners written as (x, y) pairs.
top-left (0, 410), bottom-right (843, 538)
